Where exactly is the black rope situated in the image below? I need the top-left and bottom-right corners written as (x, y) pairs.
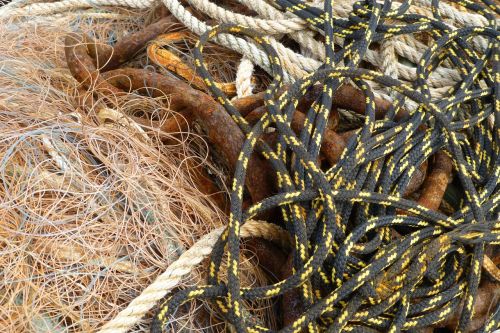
top-left (152, 0), bottom-right (500, 332)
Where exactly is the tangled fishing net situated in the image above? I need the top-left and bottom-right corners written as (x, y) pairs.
top-left (1, 0), bottom-right (500, 332)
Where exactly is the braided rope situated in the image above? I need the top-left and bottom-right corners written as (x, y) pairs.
top-left (97, 220), bottom-right (290, 333)
top-left (149, 1), bottom-right (500, 332)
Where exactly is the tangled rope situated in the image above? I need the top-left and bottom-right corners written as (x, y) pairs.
top-left (149, 1), bottom-right (500, 332)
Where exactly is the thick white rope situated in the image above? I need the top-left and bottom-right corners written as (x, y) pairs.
top-left (234, 56), bottom-right (254, 98)
top-left (0, 0), bottom-right (29, 12)
top-left (380, 36), bottom-right (398, 98)
top-left (228, 0), bottom-right (461, 90)
top-left (186, 0), bottom-right (306, 35)
top-left (97, 220), bottom-right (290, 333)
top-left (240, 0), bottom-right (325, 61)
top-left (0, 0), bottom-right (156, 16)
top-left (414, 0), bottom-right (490, 27)
top-left (169, 0), bottom-right (482, 87)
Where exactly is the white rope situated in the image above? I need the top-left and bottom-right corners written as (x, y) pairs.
top-left (186, 0), bottom-right (306, 35)
top-left (380, 36), bottom-right (398, 99)
top-left (0, 0), bottom-right (156, 16)
top-left (412, 0), bottom-right (496, 51)
top-left (234, 56), bottom-right (254, 98)
top-left (239, 0), bottom-right (325, 61)
top-left (0, 0), bottom-right (30, 12)
top-left (170, 0), bottom-right (322, 77)
top-left (162, 0), bottom-right (298, 81)
top-left (97, 220), bottom-right (290, 333)
top-left (414, 0), bottom-right (490, 27)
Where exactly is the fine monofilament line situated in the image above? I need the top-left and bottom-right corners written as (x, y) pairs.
top-left (151, 1), bottom-right (499, 332)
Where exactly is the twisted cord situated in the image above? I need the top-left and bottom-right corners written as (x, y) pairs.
top-left (186, 0), bottom-right (306, 35)
top-left (234, 56), bottom-right (254, 98)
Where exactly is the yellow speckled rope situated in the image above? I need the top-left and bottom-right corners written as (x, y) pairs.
top-left (150, 1), bottom-right (500, 332)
